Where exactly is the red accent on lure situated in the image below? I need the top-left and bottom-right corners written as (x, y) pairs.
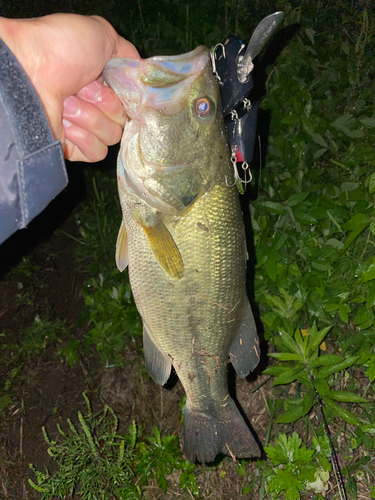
top-left (235, 148), bottom-right (244, 162)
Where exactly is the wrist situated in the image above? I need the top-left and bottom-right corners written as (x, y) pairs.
top-left (0, 18), bottom-right (25, 69)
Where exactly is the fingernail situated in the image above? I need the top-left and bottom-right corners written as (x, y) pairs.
top-left (78, 81), bottom-right (101, 103)
top-left (63, 118), bottom-right (73, 128)
top-left (63, 96), bottom-right (79, 116)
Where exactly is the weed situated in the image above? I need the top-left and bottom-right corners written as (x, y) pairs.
top-left (29, 393), bottom-right (140, 499)
top-left (29, 394), bottom-right (198, 499)
top-left (263, 323), bottom-right (371, 426)
top-left (260, 431), bottom-right (331, 500)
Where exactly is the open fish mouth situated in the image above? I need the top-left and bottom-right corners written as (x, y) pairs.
top-left (103, 46), bottom-right (210, 118)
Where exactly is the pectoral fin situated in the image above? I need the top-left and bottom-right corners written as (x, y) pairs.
top-left (229, 299), bottom-right (260, 378)
top-left (115, 221), bottom-right (129, 272)
top-left (137, 212), bottom-right (184, 279)
top-left (143, 324), bottom-right (172, 386)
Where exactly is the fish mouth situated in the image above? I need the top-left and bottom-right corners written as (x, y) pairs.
top-left (103, 46), bottom-right (211, 118)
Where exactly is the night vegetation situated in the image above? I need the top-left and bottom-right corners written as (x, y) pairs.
top-left (1, 0), bottom-right (375, 498)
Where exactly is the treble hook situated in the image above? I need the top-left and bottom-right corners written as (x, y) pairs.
top-left (241, 162), bottom-right (253, 184)
top-left (225, 149), bottom-right (241, 188)
top-left (213, 43), bottom-right (226, 59)
top-left (211, 43), bottom-right (226, 85)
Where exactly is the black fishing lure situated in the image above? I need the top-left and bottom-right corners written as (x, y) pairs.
top-left (211, 12), bottom-right (284, 191)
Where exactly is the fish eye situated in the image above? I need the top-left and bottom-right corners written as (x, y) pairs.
top-left (195, 97), bottom-right (213, 118)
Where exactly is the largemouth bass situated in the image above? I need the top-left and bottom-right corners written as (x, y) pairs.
top-left (103, 46), bottom-right (261, 463)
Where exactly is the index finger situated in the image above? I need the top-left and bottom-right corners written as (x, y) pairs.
top-left (76, 80), bottom-right (126, 127)
top-left (113, 35), bottom-right (140, 59)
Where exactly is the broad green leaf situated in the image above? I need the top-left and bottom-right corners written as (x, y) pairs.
top-left (276, 402), bottom-right (312, 423)
top-left (344, 129), bottom-right (365, 138)
top-left (325, 302), bottom-right (339, 312)
top-left (294, 211), bottom-right (318, 224)
top-left (307, 325), bottom-right (332, 355)
top-left (341, 227), bottom-right (369, 253)
top-left (360, 117), bottom-right (375, 127)
top-left (318, 356), bottom-right (359, 379)
top-left (305, 27), bottom-right (316, 44)
top-left (338, 305), bottom-right (349, 324)
top-left (296, 370), bottom-right (314, 389)
top-left (353, 307), bottom-right (373, 326)
top-left (272, 233), bottom-right (288, 251)
top-left (289, 262), bottom-right (302, 276)
top-left (310, 354), bottom-right (345, 368)
top-left (342, 213), bottom-right (370, 231)
top-left (262, 365), bottom-right (286, 376)
top-left (323, 398), bottom-right (362, 426)
top-left (331, 114), bottom-right (355, 127)
top-left (272, 367), bottom-right (305, 386)
top-left (340, 182), bottom-right (359, 192)
top-left (262, 201), bottom-right (286, 215)
top-left (313, 147), bottom-right (327, 159)
top-left (278, 329), bottom-right (301, 354)
top-left (311, 260), bottom-right (333, 272)
top-left (311, 133), bottom-right (328, 148)
top-left (268, 352), bottom-right (304, 362)
top-left (264, 293), bottom-right (287, 311)
top-left (330, 390), bottom-right (368, 403)
top-left (302, 390), bottom-right (316, 414)
top-left (265, 257), bottom-right (277, 281)
top-left (313, 378), bottom-right (331, 397)
top-left (341, 40), bottom-right (350, 55)
top-left (310, 206), bottom-right (330, 220)
top-left (287, 192), bottom-right (310, 206)
top-left (326, 238), bottom-right (344, 249)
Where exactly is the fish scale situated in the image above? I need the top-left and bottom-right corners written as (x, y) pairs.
top-left (104, 46), bottom-right (261, 463)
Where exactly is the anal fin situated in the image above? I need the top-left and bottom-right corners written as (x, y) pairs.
top-left (229, 299), bottom-right (260, 378)
top-left (143, 324), bottom-right (172, 386)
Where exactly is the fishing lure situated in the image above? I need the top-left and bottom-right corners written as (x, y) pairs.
top-left (211, 12), bottom-right (284, 192)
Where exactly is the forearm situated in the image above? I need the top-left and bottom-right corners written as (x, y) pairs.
top-left (0, 30), bottom-right (67, 244)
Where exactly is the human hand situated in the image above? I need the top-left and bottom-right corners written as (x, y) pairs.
top-left (0, 14), bottom-right (139, 162)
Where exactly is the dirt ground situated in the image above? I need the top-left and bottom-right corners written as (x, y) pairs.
top-left (0, 172), bottom-right (271, 500)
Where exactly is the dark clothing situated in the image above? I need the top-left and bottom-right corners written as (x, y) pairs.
top-left (0, 38), bottom-right (67, 245)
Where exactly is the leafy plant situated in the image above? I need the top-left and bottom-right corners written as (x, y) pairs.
top-left (260, 431), bottom-right (331, 500)
top-left (247, 6), bottom-right (375, 497)
top-left (29, 394), bottom-right (199, 499)
top-left (263, 322), bottom-right (372, 427)
top-left (135, 426), bottom-right (199, 496)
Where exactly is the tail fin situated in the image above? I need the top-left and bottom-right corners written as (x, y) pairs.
top-left (183, 398), bottom-right (260, 463)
